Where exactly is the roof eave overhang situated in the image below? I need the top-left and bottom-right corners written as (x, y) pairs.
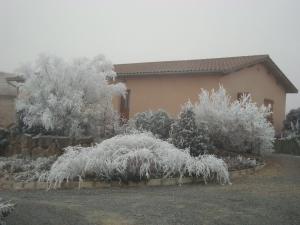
top-left (6, 76), bottom-right (25, 83)
top-left (263, 58), bottom-right (298, 93)
top-left (116, 71), bottom-right (223, 78)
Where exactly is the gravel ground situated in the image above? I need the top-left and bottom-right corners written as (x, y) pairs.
top-left (1, 154), bottom-right (300, 225)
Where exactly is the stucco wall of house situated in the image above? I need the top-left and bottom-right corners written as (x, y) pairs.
top-left (115, 74), bottom-right (221, 118)
top-left (0, 96), bottom-right (16, 127)
top-left (220, 63), bottom-right (286, 132)
top-left (114, 63), bottom-right (287, 133)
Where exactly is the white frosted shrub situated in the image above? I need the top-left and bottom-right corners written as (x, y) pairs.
top-left (44, 147), bottom-right (93, 188)
top-left (16, 54), bottom-right (126, 137)
top-left (0, 198), bottom-right (15, 225)
top-left (45, 133), bottom-right (230, 188)
top-left (0, 156), bottom-right (56, 182)
top-left (194, 87), bottom-right (275, 154)
top-left (186, 155), bottom-right (229, 184)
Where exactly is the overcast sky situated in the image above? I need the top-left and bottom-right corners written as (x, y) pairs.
top-left (0, 0), bottom-right (299, 111)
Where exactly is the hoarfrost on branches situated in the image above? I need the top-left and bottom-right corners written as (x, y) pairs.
top-left (16, 54), bottom-right (126, 137)
top-left (45, 132), bottom-right (230, 188)
top-left (193, 86), bottom-right (275, 154)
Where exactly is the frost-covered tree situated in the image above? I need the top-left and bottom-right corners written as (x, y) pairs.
top-left (193, 86), bottom-right (275, 155)
top-left (133, 110), bottom-right (173, 139)
top-left (16, 54), bottom-right (126, 138)
top-left (170, 102), bottom-right (213, 156)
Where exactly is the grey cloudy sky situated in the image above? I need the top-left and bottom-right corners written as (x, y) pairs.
top-left (0, 0), bottom-right (299, 111)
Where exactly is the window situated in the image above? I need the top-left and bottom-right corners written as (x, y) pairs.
top-left (121, 90), bottom-right (130, 109)
top-left (264, 99), bottom-right (274, 124)
top-left (120, 90), bottom-right (130, 120)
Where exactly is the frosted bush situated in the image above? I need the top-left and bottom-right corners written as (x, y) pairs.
top-left (193, 86), bottom-right (275, 155)
top-left (16, 54), bottom-right (126, 138)
top-left (0, 198), bottom-right (15, 225)
top-left (0, 156), bottom-right (56, 182)
top-left (45, 133), bottom-right (230, 188)
top-left (45, 147), bottom-right (93, 187)
top-left (186, 155), bottom-right (230, 184)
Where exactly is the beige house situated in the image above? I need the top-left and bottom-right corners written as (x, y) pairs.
top-left (114, 55), bottom-right (298, 133)
top-left (0, 72), bottom-right (24, 128)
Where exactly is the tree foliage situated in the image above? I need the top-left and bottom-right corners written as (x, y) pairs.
top-left (16, 54), bottom-right (126, 138)
top-left (284, 108), bottom-right (300, 135)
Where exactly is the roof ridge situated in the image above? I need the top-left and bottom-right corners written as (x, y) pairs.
top-left (114, 54), bottom-right (269, 66)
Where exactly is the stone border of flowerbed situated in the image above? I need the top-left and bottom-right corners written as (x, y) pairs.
top-left (0, 163), bottom-right (265, 191)
top-left (229, 163), bottom-right (265, 179)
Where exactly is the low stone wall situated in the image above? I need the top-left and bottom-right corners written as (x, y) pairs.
top-left (229, 163), bottom-right (265, 179)
top-left (0, 163), bottom-right (265, 191)
top-left (3, 133), bottom-right (94, 157)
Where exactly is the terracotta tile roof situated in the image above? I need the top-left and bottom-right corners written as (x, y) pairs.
top-left (114, 55), bottom-right (269, 75)
top-left (114, 55), bottom-right (298, 93)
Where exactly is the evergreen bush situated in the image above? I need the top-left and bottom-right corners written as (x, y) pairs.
top-left (170, 102), bottom-right (213, 156)
top-left (133, 110), bottom-right (173, 139)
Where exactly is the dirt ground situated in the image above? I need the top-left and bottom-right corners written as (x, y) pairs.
top-left (1, 154), bottom-right (300, 225)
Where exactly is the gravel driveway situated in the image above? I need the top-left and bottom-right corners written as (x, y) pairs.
top-left (1, 154), bottom-right (300, 225)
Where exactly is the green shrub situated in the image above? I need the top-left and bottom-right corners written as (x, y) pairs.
top-left (133, 110), bottom-right (173, 139)
top-left (170, 102), bottom-right (214, 156)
